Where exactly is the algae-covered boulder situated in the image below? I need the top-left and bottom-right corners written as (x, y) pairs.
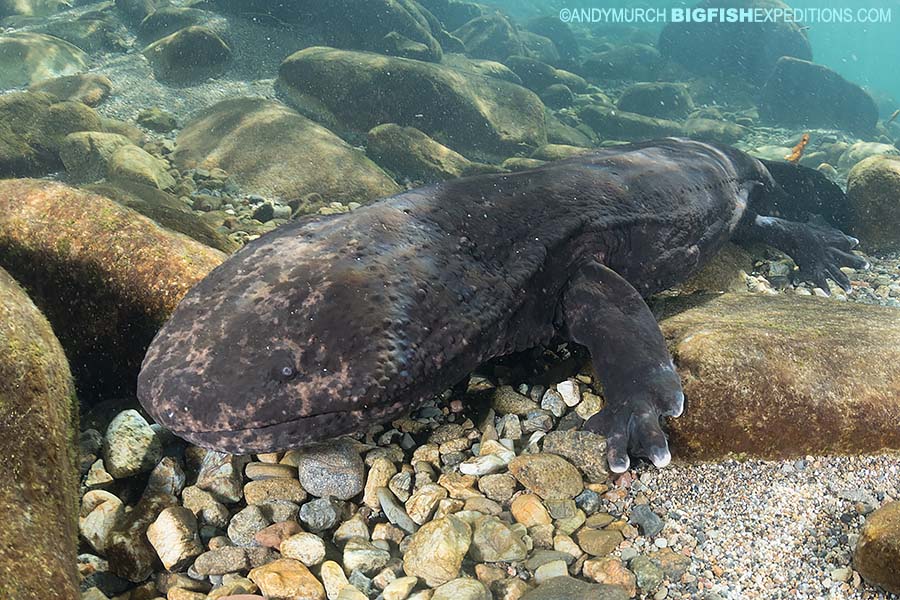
top-left (581, 44), bottom-right (662, 82)
top-left (143, 26), bottom-right (231, 84)
top-left (0, 179), bottom-right (225, 398)
top-left (854, 501), bottom-right (900, 594)
top-left (58, 130), bottom-right (134, 182)
top-left (173, 97), bottom-right (400, 204)
top-left (579, 105), bottom-right (683, 141)
top-left (0, 32), bottom-right (88, 89)
top-left (674, 243), bottom-right (752, 295)
top-left (616, 82), bottom-right (694, 120)
top-left (760, 57), bottom-right (878, 136)
top-left (454, 13), bottom-right (524, 62)
top-left (683, 118), bottom-right (746, 145)
top-left (846, 154), bottom-right (900, 252)
top-left (85, 179), bottom-right (240, 254)
top-left (0, 267), bottom-right (79, 600)
top-left (504, 55), bottom-right (587, 94)
top-left (277, 46), bottom-right (547, 160)
top-left (658, 294), bottom-right (900, 459)
top-left (0, 91), bottom-right (104, 176)
top-left (838, 141), bottom-right (900, 171)
top-left (658, 0), bottom-right (811, 84)
top-left (366, 123), bottom-right (497, 183)
top-left (108, 143), bottom-right (176, 190)
top-left (0, 0), bottom-right (69, 17)
top-left (28, 73), bottom-right (113, 107)
top-left (38, 11), bottom-right (130, 54)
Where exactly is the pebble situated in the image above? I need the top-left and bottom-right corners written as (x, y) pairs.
top-left (146, 506), bottom-right (203, 571)
top-left (508, 453), bottom-right (584, 500)
top-left (182, 486), bottom-right (230, 529)
top-left (583, 557), bottom-right (637, 596)
top-left (432, 578), bottom-right (491, 600)
top-left (193, 547), bottom-right (277, 576)
top-left (249, 558), bottom-right (326, 600)
top-left (555, 380), bottom-right (582, 407)
top-left (280, 532), bottom-right (327, 567)
top-left (197, 452), bottom-right (247, 504)
top-left (540, 388), bottom-right (567, 417)
top-left (382, 575), bottom-right (418, 600)
top-left (630, 555), bottom-right (664, 594)
top-left (492, 385), bottom-right (540, 415)
top-left (478, 473), bottom-right (517, 502)
top-left (320, 560), bottom-right (351, 599)
top-left (343, 537), bottom-right (391, 574)
top-left (402, 516), bottom-right (472, 587)
top-left (284, 441), bottom-right (366, 500)
top-left (299, 498), bottom-right (341, 531)
top-left (244, 478), bottom-right (307, 505)
top-left (576, 528), bottom-right (624, 557)
top-left (510, 493), bottom-right (551, 527)
top-left (629, 504), bottom-right (664, 538)
top-left (542, 429), bottom-right (610, 483)
top-left (534, 559), bottom-right (569, 583)
top-left (334, 513), bottom-right (370, 544)
top-left (378, 487), bottom-right (419, 533)
top-left (79, 490), bottom-right (125, 554)
top-left (255, 521), bottom-right (303, 549)
top-left (227, 505), bottom-right (271, 547)
top-left (469, 515), bottom-right (528, 562)
top-left (102, 409), bottom-right (162, 479)
top-left (245, 462), bottom-right (297, 480)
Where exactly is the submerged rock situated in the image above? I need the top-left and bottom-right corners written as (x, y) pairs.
top-left (581, 44), bottom-right (662, 82)
top-left (0, 32), bottom-right (88, 89)
top-left (847, 155), bottom-right (900, 252)
top-left (0, 91), bottom-right (104, 177)
top-left (143, 26), bottom-right (231, 84)
top-left (658, 0), bottom-right (811, 84)
top-left (579, 105), bottom-right (683, 141)
top-left (616, 82), bottom-right (694, 121)
top-left (520, 576), bottom-right (629, 600)
top-left (454, 13), bottom-right (524, 62)
top-left (0, 267), bottom-right (79, 600)
top-left (277, 46), bottom-right (547, 160)
top-left (366, 123), bottom-right (496, 183)
top-left (0, 179), bottom-right (224, 398)
top-left (759, 57), bottom-right (878, 136)
top-left (854, 501), bottom-right (900, 594)
top-left (173, 97), bottom-right (399, 207)
top-left (29, 73), bottom-right (113, 107)
top-left (659, 294), bottom-right (900, 458)
top-left (504, 55), bottom-right (587, 94)
top-left (85, 179), bottom-right (240, 254)
top-left (0, 0), bottom-right (69, 18)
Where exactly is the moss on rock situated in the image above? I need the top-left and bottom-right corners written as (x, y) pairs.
top-left (277, 46), bottom-right (547, 161)
top-left (847, 154), bottom-right (900, 252)
top-left (658, 294), bottom-right (900, 459)
top-left (0, 267), bottom-right (79, 600)
top-left (0, 179), bottom-right (224, 399)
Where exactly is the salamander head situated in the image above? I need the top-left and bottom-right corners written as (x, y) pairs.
top-left (137, 219), bottom-right (415, 454)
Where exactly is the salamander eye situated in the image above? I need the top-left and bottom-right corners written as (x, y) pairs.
top-left (269, 349), bottom-right (299, 382)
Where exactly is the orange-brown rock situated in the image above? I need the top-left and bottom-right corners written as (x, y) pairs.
top-left (659, 293), bottom-right (900, 459)
top-left (0, 267), bottom-right (79, 600)
top-left (0, 179), bottom-right (224, 398)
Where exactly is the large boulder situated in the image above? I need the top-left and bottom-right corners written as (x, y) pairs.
top-left (658, 0), bottom-right (812, 84)
top-left (143, 26), bottom-right (231, 84)
top-left (581, 44), bottom-right (662, 82)
top-left (616, 83), bottom-right (694, 121)
top-left (366, 123), bottom-right (496, 183)
top-left (0, 267), bottom-right (79, 600)
top-left (659, 294), bottom-right (900, 459)
top-left (503, 55), bottom-right (588, 94)
top-left (0, 179), bottom-right (225, 399)
top-left (578, 105), bottom-right (683, 141)
top-left (28, 73), bottom-right (113, 107)
top-left (453, 13), bottom-right (524, 62)
top-left (846, 154), bottom-right (900, 252)
top-left (277, 46), bottom-right (547, 160)
top-left (0, 91), bottom-right (104, 177)
top-left (759, 57), bottom-right (878, 135)
top-left (854, 502), bottom-right (900, 594)
top-left (173, 97), bottom-right (400, 204)
top-left (85, 179), bottom-right (241, 254)
top-left (0, 32), bottom-right (88, 89)
top-left (0, 0), bottom-right (69, 17)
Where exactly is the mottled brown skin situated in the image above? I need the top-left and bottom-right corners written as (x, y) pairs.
top-left (138, 138), bottom-right (865, 471)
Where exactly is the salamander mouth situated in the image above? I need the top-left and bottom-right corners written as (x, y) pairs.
top-left (158, 398), bottom-right (412, 455)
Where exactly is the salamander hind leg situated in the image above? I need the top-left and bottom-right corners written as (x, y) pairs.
top-left (561, 261), bottom-right (684, 473)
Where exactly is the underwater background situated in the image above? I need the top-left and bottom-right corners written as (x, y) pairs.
top-left (2, 0), bottom-right (900, 599)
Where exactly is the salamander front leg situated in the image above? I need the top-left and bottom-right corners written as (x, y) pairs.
top-left (561, 261), bottom-right (684, 473)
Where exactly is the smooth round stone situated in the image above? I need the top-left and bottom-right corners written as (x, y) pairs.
top-left (146, 507), bottom-right (203, 572)
top-left (343, 537), bottom-right (391, 574)
top-left (508, 453), bottom-right (583, 500)
top-left (469, 516), bottom-right (528, 562)
top-left (432, 578), bottom-right (490, 600)
top-left (248, 558), bottom-right (326, 600)
top-left (79, 490), bottom-right (125, 553)
top-left (245, 462), bottom-right (297, 480)
top-left (227, 506), bottom-right (270, 547)
top-left (382, 576), bottom-right (418, 600)
top-left (576, 528), bottom-right (624, 557)
top-left (280, 532), bottom-right (326, 567)
top-left (244, 478), bottom-right (307, 505)
top-left (854, 501), bottom-right (900, 593)
top-left (102, 409), bottom-right (162, 479)
top-left (377, 487), bottom-right (418, 534)
top-left (402, 516), bottom-right (472, 587)
top-left (283, 441), bottom-right (365, 500)
top-left (299, 498), bottom-right (341, 531)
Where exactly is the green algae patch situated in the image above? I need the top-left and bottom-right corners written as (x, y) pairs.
top-left (658, 293), bottom-right (900, 459)
top-left (0, 267), bottom-right (79, 600)
top-left (0, 179), bottom-right (225, 399)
